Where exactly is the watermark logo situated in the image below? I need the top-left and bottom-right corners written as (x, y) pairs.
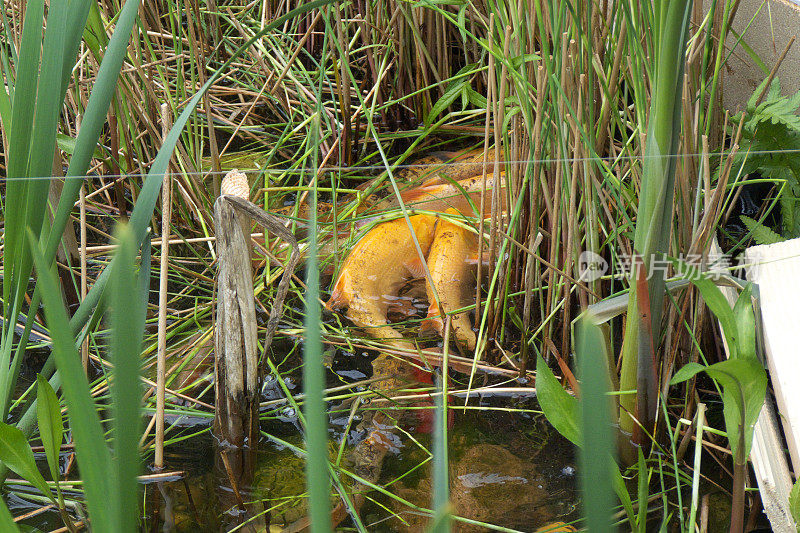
top-left (617, 252), bottom-right (733, 280)
top-left (576, 251), bottom-right (737, 282)
top-left (578, 251), bottom-right (609, 281)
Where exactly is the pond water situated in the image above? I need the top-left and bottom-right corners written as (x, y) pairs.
top-left (134, 384), bottom-right (579, 532)
top-left (13, 337), bottom-right (579, 532)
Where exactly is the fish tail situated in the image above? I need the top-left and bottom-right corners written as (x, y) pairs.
top-left (346, 306), bottom-right (414, 348)
top-left (325, 272), bottom-right (350, 311)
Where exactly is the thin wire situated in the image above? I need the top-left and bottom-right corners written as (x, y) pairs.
top-left (2, 147), bottom-right (799, 182)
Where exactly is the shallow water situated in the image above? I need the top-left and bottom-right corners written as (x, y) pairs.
top-left (132, 391), bottom-right (579, 532)
top-left (15, 343), bottom-right (579, 532)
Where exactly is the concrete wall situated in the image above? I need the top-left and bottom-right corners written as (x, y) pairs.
top-left (711, 0), bottom-right (800, 112)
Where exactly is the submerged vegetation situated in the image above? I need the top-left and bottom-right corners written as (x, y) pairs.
top-left (0, 0), bottom-right (796, 530)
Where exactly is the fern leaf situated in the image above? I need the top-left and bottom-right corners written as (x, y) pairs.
top-left (740, 215), bottom-right (783, 245)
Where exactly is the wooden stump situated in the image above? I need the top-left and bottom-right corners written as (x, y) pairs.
top-left (213, 170), bottom-right (302, 528)
top-left (213, 169), bottom-right (301, 445)
top-left (214, 170), bottom-right (260, 447)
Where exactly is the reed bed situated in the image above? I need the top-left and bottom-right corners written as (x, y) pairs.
top-left (0, 0), bottom-right (793, 530)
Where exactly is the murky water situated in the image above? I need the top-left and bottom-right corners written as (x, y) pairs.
top-left (14, 341), bottom-right (578, 532)
top-left (133, 392), bottom-right (578, 532)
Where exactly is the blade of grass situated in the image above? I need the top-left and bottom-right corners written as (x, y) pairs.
top-left (109, 223), bottom-right (147, 531)
top-left (430, 320), bottom-right (451, 533)
top-left (577, 316), bottom-right (614, 532)
top-left (29, 230), bottom-right (114, 530)
top-left (303, 68), bottom-right (331, 531)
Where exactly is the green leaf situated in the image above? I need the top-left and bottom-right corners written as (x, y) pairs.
top-left (780, 195), bottom-right (797, 237)
top-left (0, 80), bottom-right (11, 135)
top-left (424, 63), bottom-right (477, 126)
top-left (577, 317), bottom-right (615, 533)
top-left (109, 224), bottom-right (145, 531)
top-left (789, 477), bottom-right (800, 526)
top-left (3, 0), bottom-right (46, 392)
top-left (733, 285), bottom-right (756, 361)
top-left (636, 448), bottom-right (648, 533)
top-left (81, 2), bottom-right (107, 58)
top-left (0, 496), bottom-right (19, 531)
top-left (55, 133), bottom-right (104, 159)
top-left (672, 262), bottom-right (739, 358)
top-left (28, 230), bottom-right (114, 529)
top-left (669, 362), bottom-right (705, 386)
top-left (740, 215), bottom-right (783, 245)
top-left (612, 465), bottom-right (636, 530)
top-left (456, 6), bottom-right (467, 43)
top-left (673, 359), bottom-right (767, 462)
top-left (536, 354), bottom-right (580, 446)
top-left (425, 77), bottom-right (467, 127)
top-left (704, 359), bottom-right (767, 462)
top-left (303, 115), bottom-right (332, 530)
top-left (36, 375), bottom-right (63, 486)
top-left (0, 423), bottom-right (53, 502)
top-left (747, 77), bottom-right (774, 113)
top-left (508, 53), bottom-right (541, 69)
top-left (464, 87), bottom-right (487, 108)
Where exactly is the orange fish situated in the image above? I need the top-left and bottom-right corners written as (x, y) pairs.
top-left (326, 215), bottom-right (438, 345)
top-left (534, 522), bottom-right (577, 532)
top-left (394, 148), bottom-right (498, 187)
top-left (422, 209), bottom-right (479, 351)
top-left (379, 170), bottom-right (507, 219)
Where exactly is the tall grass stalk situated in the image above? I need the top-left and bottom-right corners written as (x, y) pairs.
top-left (303, 106), bottom-right (333, 531)
top-left (618, 0), bottom-right (693, 445)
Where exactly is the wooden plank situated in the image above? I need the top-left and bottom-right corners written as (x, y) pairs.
top-left (710, 238), bottom-right (797, 531)
top-left (745, 239), bottom-right (800, 469)
top-left (733, 238), bottom-right (800, 531)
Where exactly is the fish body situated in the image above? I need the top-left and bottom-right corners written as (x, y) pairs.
top-left (422, 210), bottom-right (478, 351)
top-left (371, 149), bottom-right (502, 215)
top-left (534, 522), bottom-right (578, 532)
top-left (394, 148), bottom-right (498, 186)
top-left (326, 215), bottom-right (437, 344)
top-left (386, 170), bottom-right (507, 218)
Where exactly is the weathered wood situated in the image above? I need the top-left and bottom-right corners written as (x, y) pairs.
top-left (214, 171), bottom-right (259, 446)
top-left (213, 170), bottom-right (302, 529)
top-left (213, 170), bottom-right (302, 446)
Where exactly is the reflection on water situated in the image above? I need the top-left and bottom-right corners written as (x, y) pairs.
top-left (371, 408), bottom-right (579, 532)
top-left (135, 397), bottom-right (578, 532)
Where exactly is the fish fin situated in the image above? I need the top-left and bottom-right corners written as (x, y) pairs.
top-left (465, 250), bottom-right (492, 266)
top-left (419, 304), bottom-right (443, 335)
top-left (325, 270), bottom-right (351, 311)
top-left (404, 254), bottom-right (428, 278)
top-left (385, 296), bottom-right (417, 319)
top-left (399, 177), bottom-right (442, 202)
